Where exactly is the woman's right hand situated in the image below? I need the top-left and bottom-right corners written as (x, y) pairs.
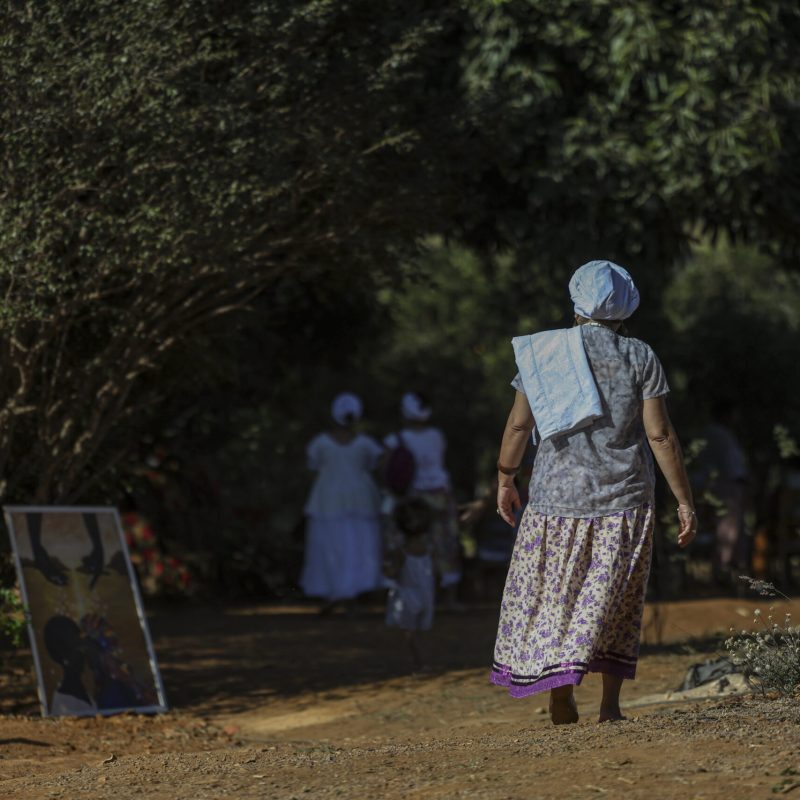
top-left (497, 484), bottom-right (522, 527)
top-left (677, 504), bottom-right (697, 548)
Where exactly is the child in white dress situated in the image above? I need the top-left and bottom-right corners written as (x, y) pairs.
top-left (384, 497), bottom-right (435, 670)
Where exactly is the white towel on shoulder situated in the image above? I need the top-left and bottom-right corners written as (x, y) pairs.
top-left (512, 327), bottom-right (603, 442)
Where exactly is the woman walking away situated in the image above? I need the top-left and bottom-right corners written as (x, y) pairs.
top-left (301, 392), bottom-right (384, 614)
top-left (384, 392), bottom-right (462, 610)
top-left (490, 260), bottom-right (696, 724)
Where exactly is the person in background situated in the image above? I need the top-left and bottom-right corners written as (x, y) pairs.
top-left (384, 497), bottom-right (436, 670)
top-left (491, 260), bottom-right (696, 724)
top-left (301, 392), bottom-right (384, 614)
top-left (694, 401), bottom-right (749, 588)
top-left (384, 392), bottom-right (463, 610)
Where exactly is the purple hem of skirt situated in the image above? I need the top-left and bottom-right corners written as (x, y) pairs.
top-left (490, 656), bottom-right (636, 697)
top-left (490, 669), bottom-right (584, 698)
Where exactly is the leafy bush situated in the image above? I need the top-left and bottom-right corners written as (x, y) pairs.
top-left (0, 585), bottom-right (27, 649)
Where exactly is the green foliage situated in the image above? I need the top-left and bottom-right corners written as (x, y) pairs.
top-left (774, 425), bottom-right (800, 461)
top-left (0, 585), bottom-right (26, 649)
top-left (0, 1), bottom-right (464, 502)
top-left (2, 1), bottom-right (800, 593)
top-left (661, 239), bottom-right (800, 460)
top-left (461, 0), bottom-right (800, 269)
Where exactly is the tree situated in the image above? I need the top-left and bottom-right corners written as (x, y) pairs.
top-left (460, 0), bottom-right (800, 277)
top-left (0, 1), bottom-right (465, 501)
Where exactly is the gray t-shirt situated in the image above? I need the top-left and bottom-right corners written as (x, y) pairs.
top-left (512, 325), bottom-right (669, 517)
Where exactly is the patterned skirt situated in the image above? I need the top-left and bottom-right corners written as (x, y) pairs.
top-left (491, 504), bottom-right (654, 697)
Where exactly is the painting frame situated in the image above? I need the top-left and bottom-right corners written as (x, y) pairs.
top-left (4, 505), bottom-right (169, 717)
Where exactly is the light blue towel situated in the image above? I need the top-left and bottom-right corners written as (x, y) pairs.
top-left (512, 327), bottom-right (603, 442)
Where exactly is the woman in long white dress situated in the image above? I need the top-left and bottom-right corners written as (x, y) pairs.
top-left (301, 392), bottom-right (384, 611)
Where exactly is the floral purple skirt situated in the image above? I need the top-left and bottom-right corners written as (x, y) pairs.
top-left (491, 504), bottom-right (654, 698)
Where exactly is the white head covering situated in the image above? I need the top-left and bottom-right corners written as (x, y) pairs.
top-left (331, 392), bottom-right (363, 426)
top-left (569, 260), bottom-right (640, 320)
top-left (401, 392), bottom-right (431, 422)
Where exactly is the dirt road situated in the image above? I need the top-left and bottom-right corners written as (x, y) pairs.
top-left (1, 597), bottom-right (798, 799)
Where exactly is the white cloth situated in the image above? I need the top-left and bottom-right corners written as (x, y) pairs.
top-left (331, 392), bottom-right (363, 426)
top-left (512, 327), bottom-right (604, 441)
top-left (569, 260), bottom-right (640, 320)
top-left (301, 515), bottom-right (382, 600)
top-left (384, 428), bottom-right (450, 492)
top-left (385, 552), bottom-right (435, 631)
top-left (401, 392), bottom-right (431, 422)
top-left (304, 433), bottom-right (383, 517)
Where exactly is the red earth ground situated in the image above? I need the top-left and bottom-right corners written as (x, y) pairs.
top-left (1, 596), bottom-right (799, 800)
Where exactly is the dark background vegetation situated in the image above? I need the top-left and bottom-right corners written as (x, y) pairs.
top-left (1, 0), bottom-right (799, 597)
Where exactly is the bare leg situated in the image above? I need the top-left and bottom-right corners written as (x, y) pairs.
top-left (548, 685), bottom-right (579, 725)
top-left (599, 673), bottom-right (626, 722)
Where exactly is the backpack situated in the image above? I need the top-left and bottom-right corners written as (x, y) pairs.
top-left (384, 433), bottom-right (415, 495)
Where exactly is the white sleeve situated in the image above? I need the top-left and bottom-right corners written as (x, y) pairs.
top-left (306, 436), bottom-right (325, 471)
top-left (362, 436), bottom-right (384, 468)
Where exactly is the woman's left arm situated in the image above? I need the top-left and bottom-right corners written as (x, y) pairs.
top-left (496, 391), bottom-right (535, 526)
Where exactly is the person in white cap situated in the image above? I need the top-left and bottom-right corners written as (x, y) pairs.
top-left (384, 392), bottom-right (462, 610)
top-left (300, 392), bottom-right (384, 613)
top-left (490, 260), bottom-right (696, 724)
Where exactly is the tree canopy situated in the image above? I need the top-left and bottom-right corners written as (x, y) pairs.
top-left (461, 0), bottom-right (800, 274)
top-left (0, 1), bottom-right (464, 500)
top-left (1, 1), bottom-right (799, 590)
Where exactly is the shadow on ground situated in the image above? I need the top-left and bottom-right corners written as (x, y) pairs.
top-left (3, 592), bottom-right (790, 719)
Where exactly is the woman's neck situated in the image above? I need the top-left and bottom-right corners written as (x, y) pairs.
top-left (329, 427), bottom-right (357, 444)
top-left (405, 421), bottom-right (429, 431)
top-left (575, 316), bottom-right (621, 331)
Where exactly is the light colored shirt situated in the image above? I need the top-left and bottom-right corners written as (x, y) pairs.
top-left (512, 326), bottom-right (669, 517)
top-left (384, 428), bottom-right (450, 492)
top-left (304, 433), bottom-right (383, 518)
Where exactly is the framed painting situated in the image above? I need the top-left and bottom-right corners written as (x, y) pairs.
top-left (4, 506), bottom-right (168, 717)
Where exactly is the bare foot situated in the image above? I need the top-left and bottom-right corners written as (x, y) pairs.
top-left (548, 691), bottom-right (579, 725)
top-left (598, 706), bottom-right (626, 723)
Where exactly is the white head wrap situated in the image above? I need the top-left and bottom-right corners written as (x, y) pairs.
top-left (401, 392), bottom-right (431, 422)
top-left (331, 392), bottom-right (363, 426)
top-left (569, 260), bottom-right (640, 320)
